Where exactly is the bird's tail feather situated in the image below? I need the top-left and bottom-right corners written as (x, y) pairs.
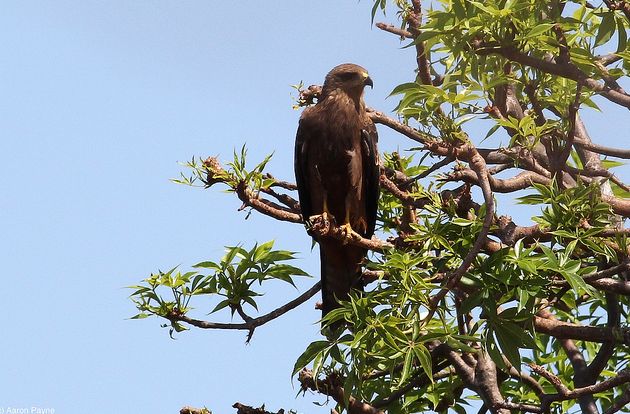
top-left (319, 240), bottom-right (365, 327)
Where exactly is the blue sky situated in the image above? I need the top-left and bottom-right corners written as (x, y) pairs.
top-left (0, 1), bottom-right (415, 413)
top-left (2, 1), bottom-right (628, 413)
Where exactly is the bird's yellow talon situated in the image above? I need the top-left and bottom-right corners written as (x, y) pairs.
top-left (339, 223), bottom-right (353, 245)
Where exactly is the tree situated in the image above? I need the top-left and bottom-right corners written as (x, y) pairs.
top-left (130, 1), bottom-right (630, 413)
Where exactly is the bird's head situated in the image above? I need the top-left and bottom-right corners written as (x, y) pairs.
top-left (321, 63), bottom-right (373, 103)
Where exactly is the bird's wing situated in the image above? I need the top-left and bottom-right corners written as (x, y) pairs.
top-left (294, 111), bottom-right (314, 223)
top-left (361, 119), bottom-right (380, 239)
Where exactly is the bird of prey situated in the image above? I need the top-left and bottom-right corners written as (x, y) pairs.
top-left (294, 63), bottom-right (380, 322)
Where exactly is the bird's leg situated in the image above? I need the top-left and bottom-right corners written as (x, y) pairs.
top-left (321, 197), bottom-right (331, 225)
top-left (339, 198), bottom-right (356, 245)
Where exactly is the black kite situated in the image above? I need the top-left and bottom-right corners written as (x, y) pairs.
top-left (294, 63), bottom-right (380, 322)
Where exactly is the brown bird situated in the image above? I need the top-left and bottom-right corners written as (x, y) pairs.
top-left (294, 63), bottom-right (380, 323)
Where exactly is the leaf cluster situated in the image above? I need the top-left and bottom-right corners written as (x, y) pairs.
top-left (129, 241), bottom-right (309, 335)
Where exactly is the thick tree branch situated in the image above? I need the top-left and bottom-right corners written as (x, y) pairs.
top-left (586, 293), bottom-right (620, 382)
top-left (475, 352), bottom-right (511, 414)
top-left (533, 314), bottom-right (630, 345)
top-left (589, 278), bottom-right (630, 295)
top-left (408, 0), bottom-right (433, 86)
top-left (573, 138), bottom-right (630, 159)
top-left (380, 174), bottom-right (429, 209)
top-left (307, 212), bottom-right (394, 252)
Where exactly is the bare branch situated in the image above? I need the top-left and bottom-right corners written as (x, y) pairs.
top-left (407, 0), bottom-right (433, 86)
top-left (494, 401), bottom-right (542, 413)
top-left (402, 155), bottom-right (455, 187)
top-left (260, 187), bottom-right (300, 211)
top-left (475, 352), bottom-right (511, 414)
top-left (180, 407), bottom-right (211, 414)
top-left (232, 403), bottom-right (285, 414)
top-left (572, 138), bottom-right (630, 159)
top-left (375, 22), bottom-right (412, 38)
top-left (534, 312), bottom-right (630, 345)
top-left (529, 364), bottom-right (570, 395)
top-left (541, 369), bottom-right (630, 404)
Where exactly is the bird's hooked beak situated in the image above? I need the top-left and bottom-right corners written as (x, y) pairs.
top-left (360, 71), bottom-right (373, 88)
top-left (364, 75), bottom-right (374, 89)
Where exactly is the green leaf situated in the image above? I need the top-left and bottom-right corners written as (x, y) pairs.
top-left (413, 344), bottom-right (433, 383)
top-left (482, 123), bottom-right (501, 142)
top-left (253, 240), bottom-right (275, 262)
top-left (601, 159), bottom-right (624, 169)
top-left (469, 1), bottom-right (498, 15)
top-left (211, 299), bottom-right (232, 313)
top-left (486, 340), bottom-right (507, 371)
top-left (193, 261), bottom-right (219, 269)
top-left (389, 82), bottom-right (420, 96)
top-left (560, 268), bottom-right (601, 300)
top-left (494, 325), bottom-right (522, 368)
top-left (409, 30), bottom-right (441, 46)
top-left (399, 348), bottom-right (414, 385)
top-left (616, 15), bottom-right (627, 52)
top-left (595, 13), bottom-right (616, 47)
top-left (611, 181), bottom-right (630, 198)
top-left (292, 340), bottom-right (330, 376)
top-left (523, 23), bottom-right (554, 39)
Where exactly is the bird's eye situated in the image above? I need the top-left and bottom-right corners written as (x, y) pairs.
top-left (338, 72), bottom-right (357, 81)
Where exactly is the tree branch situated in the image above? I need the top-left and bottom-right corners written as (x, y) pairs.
top-left (180, 407), bottom-right (211, 414)
top-left (375, 22), bottom-right (412, 39)
top-left (298, 369), bottom-right (384, 414)
top-left (428, 146), bottom-right (496, 310)
top-left (166, 282), bottom-right (321, 340)
top-left (534, 313), bottom-right (630, 345)
top-left (235, 181), bottom-right (302, 223)
top-left (480, 45), bottom-right (630, 110)
top-left (368, 110), bottom-right (435, 144)
top-left (232, 403), bottom-right (285, 414)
